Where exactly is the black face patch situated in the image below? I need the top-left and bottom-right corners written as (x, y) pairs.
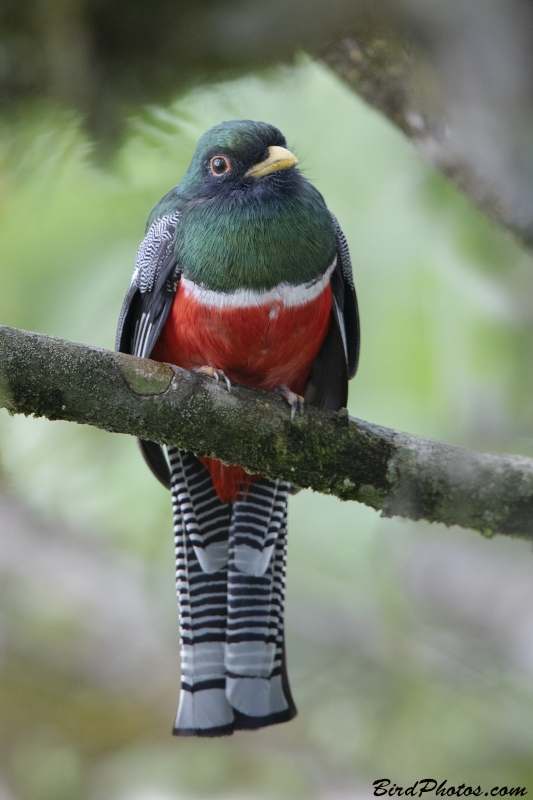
top-left (206, 124), bottom-right (285, 177)
top-left (180, 121), bottom-right (295, 203)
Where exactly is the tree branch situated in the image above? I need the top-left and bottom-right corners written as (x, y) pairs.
top-left (320, 11), bottom-right (533, 252)
top-left (2, 325), bottom-right (533, 540)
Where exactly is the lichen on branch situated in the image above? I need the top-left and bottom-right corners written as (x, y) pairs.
top-left (1, 324), bottom-right (533, 539)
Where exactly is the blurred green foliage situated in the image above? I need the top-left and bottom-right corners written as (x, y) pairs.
top-left (2, 61), bottom-right (533, 800)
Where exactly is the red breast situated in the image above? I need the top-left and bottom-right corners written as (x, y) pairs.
top-left (151, 279), bottom-right (333, 501)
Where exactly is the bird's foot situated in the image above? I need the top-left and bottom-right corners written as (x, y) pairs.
top-left (195, 365), bottom-right (231, 392)
top-left (275, 385), bottom-right (304, 421)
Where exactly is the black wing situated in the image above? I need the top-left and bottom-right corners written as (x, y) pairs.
top-left (116, 211), bottom-right (181, 489)
top-left (304, 213), bottom-right (360, 411)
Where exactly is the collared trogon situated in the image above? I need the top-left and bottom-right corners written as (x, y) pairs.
top-left (116, 120), bottom-right (360, 737)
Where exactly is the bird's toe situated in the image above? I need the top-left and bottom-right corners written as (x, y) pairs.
top-left (275, 385), bottom-right (304, 421)
top-left (195, 365), bottom-right (232, 393)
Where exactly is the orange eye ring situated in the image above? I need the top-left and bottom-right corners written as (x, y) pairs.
top-left (209, 155), bottom-right (231, 176)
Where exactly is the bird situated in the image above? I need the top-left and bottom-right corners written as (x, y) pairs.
top-left (116, 119), bottom-right (360, 737)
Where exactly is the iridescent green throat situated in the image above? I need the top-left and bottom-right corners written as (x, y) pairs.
top-left (173, 184), bottom-right (336, 293)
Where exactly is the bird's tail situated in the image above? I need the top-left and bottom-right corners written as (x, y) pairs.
top-left (168, 448), bottom-right (296, 736)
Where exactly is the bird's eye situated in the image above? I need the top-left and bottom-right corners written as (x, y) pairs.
top-left (209, 155), bottom-right (231, 176)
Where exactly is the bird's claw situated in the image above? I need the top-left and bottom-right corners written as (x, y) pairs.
top-left (195, 365), bottom-right (231, 392)
top-left (275, 385), bottom-right (305, 421)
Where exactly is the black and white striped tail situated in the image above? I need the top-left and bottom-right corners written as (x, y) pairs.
top-left (168, 447), bottom-right (296, 736)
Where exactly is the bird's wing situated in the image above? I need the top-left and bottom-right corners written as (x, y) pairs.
top-left (304, 213), bottom-right (360, 411)
top-left (116, 211), bottom-right (181, 488)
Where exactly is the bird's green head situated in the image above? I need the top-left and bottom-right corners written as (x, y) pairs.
top-left (177, 119), bottom-right (300, 200)
top-left (150, 119), bottom-right (336, 292)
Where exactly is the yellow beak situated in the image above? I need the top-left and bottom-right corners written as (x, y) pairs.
top-left (244, 146), bottom-right (298, 179)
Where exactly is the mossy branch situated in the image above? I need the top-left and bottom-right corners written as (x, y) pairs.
top-left (2, 325), bottom-right (533, 539)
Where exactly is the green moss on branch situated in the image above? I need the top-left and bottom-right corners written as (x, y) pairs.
top-left (2, 325), bottom-right (533, 539)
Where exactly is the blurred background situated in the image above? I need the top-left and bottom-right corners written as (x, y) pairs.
top-left (2, 5), bottom-right (533, 798)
